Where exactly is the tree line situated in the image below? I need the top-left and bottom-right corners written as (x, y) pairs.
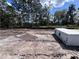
top-left (0, 0), bottom-right (79, 28)
top-left (53, 4), bottom-right (79, 25)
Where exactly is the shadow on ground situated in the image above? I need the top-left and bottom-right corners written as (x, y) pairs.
top-left (52, 34), bottom-right (79, 51)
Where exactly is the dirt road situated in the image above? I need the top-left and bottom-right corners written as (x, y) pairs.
top-left (0, 29), bottom-right (79, 59)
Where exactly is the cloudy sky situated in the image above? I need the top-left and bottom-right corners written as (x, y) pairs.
top-left (7, 0), bottom-right (79, 14)
top-left (40, 0), bottom-right (73, 7)
top-left (48, 0), bottom-right (79, 14)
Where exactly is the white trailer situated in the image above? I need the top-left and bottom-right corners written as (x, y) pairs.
top-left (55, 28), bottom-right (79, 46)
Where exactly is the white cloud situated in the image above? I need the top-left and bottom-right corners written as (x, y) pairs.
top-left (7, 1), bottom-right (12, 6)
top-left (40, 0), bottom-right (74, 8)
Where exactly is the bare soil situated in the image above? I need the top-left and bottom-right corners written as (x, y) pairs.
top-left (0, 29), bottom-right (79, 59)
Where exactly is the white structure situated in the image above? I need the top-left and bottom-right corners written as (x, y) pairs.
top-left (55, 28), bottom-right (79, 46)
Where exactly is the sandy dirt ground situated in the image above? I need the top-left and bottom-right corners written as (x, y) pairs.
top-left (0, 29), bottom-right (79, 59)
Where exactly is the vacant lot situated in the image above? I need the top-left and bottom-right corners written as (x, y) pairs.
top-left (0, 29), bottom-right (79, 59)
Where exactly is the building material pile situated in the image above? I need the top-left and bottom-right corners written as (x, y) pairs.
top-left (55, 28), bottom-right (79, 46)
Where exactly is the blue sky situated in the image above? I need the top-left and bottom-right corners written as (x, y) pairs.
top-left (49, 0), bottom-right (79, 14)
top-left (7, 0), bottom-right (79, 14)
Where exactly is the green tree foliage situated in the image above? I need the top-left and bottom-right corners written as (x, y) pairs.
top-left (67, 4), bottom-right (76, 24)
top-left (0, 1), bottom-right (18, 28)
top-left (54, 10), bottom-right (66, 25)
top-left (13, 0), bottom-right (49, 26)
top-left (0, 13), bottom-right (10, 28)
top-left (54, 4), bottom-right (76, 25)
top-left (3, 0), bottom-right (6, 2)
top-left (7, 5), bottom-right (15, 13)
top-left (0, 8), bottom-right (3, 13)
